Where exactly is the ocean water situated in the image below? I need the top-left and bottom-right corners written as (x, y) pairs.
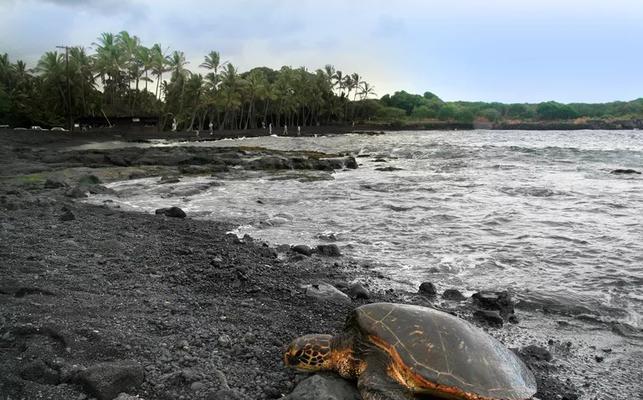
top-left (89, 130), bottom-right (643, 329)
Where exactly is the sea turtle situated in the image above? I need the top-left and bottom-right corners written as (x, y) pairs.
top-left (284, 303), bottom-right (536, 400)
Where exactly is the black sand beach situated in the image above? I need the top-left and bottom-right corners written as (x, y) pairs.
top-left (0, 128), bottom-right (610, 400)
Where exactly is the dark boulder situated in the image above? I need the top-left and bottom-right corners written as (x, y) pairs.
top-left (284, 374), bottom-right (361, 400)
top-left (292, 244), bottom-right (313, 256)
top-left (316, 244), bottom-right (341, 257)
top-left (317, 157), bottom-right (356, 171)
top-left (472, 290), bottom-right (515, 318)
top-left (473, 310), bottom-right (504, 327)
top-left (517, 345), bottom-right (553, 363)
top-left (76, 361), bottom-right (144, 400)
top-left (610, 169), bottom-right (641, 174)
top-left (348, 283), bottom-right (370, 300)
top-left (418, 282), bottom-right (437, 298)
top-left (442, 289), bottom-right (466, 301)
top-left (343, 156), bottom-right (358, 169)
top-left (155, 206), bottom-right (187, 218)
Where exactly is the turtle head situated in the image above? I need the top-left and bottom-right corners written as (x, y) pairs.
top-left (284, 334), bottom-right (333, 372)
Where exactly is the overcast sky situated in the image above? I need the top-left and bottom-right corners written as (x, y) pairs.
top-left (1, 0), bottom-right (642, 103)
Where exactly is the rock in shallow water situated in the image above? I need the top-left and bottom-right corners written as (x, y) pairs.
top-left (442, 288), bottom-right (466, 301)
top-left (610, 168), bottom-right (641, 174)
top-left (284, 374), bottom-right (360, 400)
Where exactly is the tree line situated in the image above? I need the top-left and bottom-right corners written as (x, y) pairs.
top-left (379, 91), bottom-right (643, 124)
top-left (0, 31), bottom-right (376, 130)
top-left (1, 31), bottom-right (641, 130)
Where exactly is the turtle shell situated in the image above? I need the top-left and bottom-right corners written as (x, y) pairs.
top-left (349, 303), bottom-right (536, 400)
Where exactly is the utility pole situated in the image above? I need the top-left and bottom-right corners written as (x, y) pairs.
top-left (56, 45), bottom-right (73, 132)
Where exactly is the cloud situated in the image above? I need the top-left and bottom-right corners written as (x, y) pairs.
top-left (40, 0), bottom-right (144, 14)
top-left (1, 0), bottom-right (642, 102)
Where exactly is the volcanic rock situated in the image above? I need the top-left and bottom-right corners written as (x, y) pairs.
top-left (473, 310), bottom-right (504, 327)
top-left (442, 289), bottom-right (466, 301)
top-left (472, 290), bottom-right (515, 318)
top-left (155, 206), bottom-right (187, 218)
top-left (316, 244), bottom-right (341, 257)
top-left (418, 282), bottom-right (437, 298)
top-left (303, 283), bottom-right (351, 304)
top-left (348, 283), bottom-right (370, 299)
top-left (76, 360), bottom-right (144, 400)
top-left (284, 374), bottom-right (361, 400)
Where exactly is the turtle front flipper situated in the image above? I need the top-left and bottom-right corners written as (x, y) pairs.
top-left (358, 355), bottom-right (414, 400)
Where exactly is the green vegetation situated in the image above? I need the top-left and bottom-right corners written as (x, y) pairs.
top-left (0, 31), bottom-right (641, 130)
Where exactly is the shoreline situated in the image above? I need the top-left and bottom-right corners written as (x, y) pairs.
top-left (1, 116), bottom-right (642, 149)
top-left (1, 129), bottom-right (637, 400)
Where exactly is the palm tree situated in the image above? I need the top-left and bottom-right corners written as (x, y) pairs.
top-left (92, 32), bottom-right (123, 107)
top-left (332, 70), bottom-right (344, 96)
top-left (243, 69), bottom-right (267, 129)
top-left (200, 51), bottom-right (227, 75)
top-left (69, 47), bottom-right (95, 115)
top-left (167, 51), bottom-right (189, 80)
top-left (164, 51), bottom-right (191, 128)
top-left (359, 81), bottom-right (376, 100)
top-left (150, 44), bottom-right (168, 100)
top-left (185, 73), bottom-right (204, 130)
top-left (219, 63), bottom-right (242, 129)
top-left (350, 73), bottom-right (362, 100)
top-left (0, 53), bottom-right (12, 86)
top-left (35, 51), bottom-right (67, 118)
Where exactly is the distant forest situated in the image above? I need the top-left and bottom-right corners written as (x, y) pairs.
top-left (1, 31), bottom-right (642, 130)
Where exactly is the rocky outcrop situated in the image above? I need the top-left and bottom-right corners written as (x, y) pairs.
top-left (418, 282), bottom-right (437, 298)
top-left (316, 244), bottom-right (342, 257)
top-left (155, 206), bottom-right (187, 218)
top-left (472, 291), bottom-right (517, 325)
top-left (76, 361), bottom-right (144, 400)
top-left (610, 169), bottom-right (641, 174)
top-left (292, 245), bottom-right (314, 256)
top-left (442, 289), bottom-right (466, 301)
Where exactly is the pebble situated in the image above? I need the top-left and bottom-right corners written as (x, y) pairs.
top-left (218, 334), bottom-right (232, 348)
